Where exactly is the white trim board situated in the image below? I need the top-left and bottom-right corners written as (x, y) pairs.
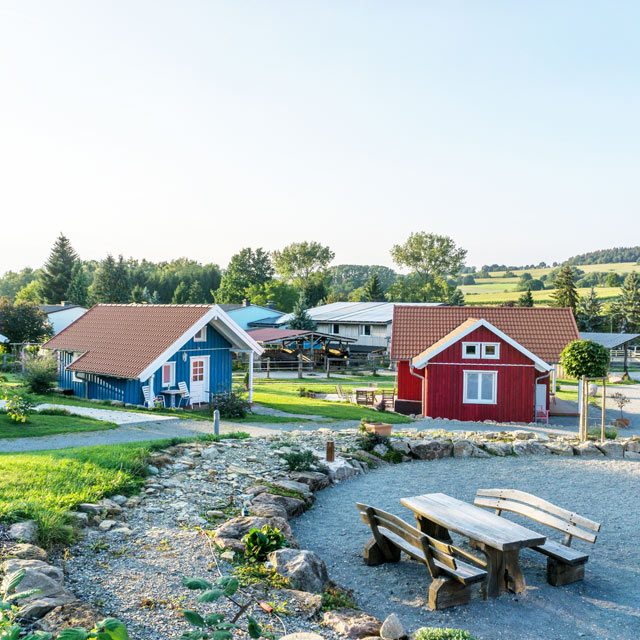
top-left (411, 318), bottom-right (552, 373)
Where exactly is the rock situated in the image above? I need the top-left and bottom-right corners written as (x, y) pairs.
top-left (98, 519), bottom-right (118, 531)
top-left (625, 440), bottom-right (640, 453)
top-left (290, 471), bottom-right (331, 491)
top-left (389, 439), bottom-right (411, 455)
top-left (322, 608), bottom-right (382, 638)
top-left (453, 440), bottom-right (489, 458)
top-left (146, 465), bottom-right (160, 475)
top-left (372, 443), bottom-right (389, 457)
top-left (624, 450), bottom-right (640, 460)
top-left (597, 441), bottom-right (625, 458)
top-left (280, 634), bottom-right (324, 640)
top-left (408, 439), bottom-right (453, 460)
top-left (512, 430), bottom-right (535, 440)
top-left (270, 480), bottom-right (314, 501)
top-left (268, 549), bottom-right (328, 593)
top-left (201, 446), bottom-right (219, 460)
top-left (249, 503), bottom-right (289, 520)
top-left (352, 450), bottom-right (386, 467)
top-left (483, 441), bottom-right (513, 456)
top-left (36, 601), bottom-right (101, 632)
top-left (6, 543), bottom-right (48, 562)
top-left (66, 511), bottom-right (89, 528)
top-left (326, 458), bottom-right (359, 482)
top-left (110, 527), bottom-right (133, 536)
top-left (529, 441), bottom-right (551, 455)
top-left (380, 613), bottom-right (405, 640)
top-left (512, 441), bottom-right (534, 455)
top-left (251, 491), bottom-right (307, 517)
top-left (110, 495), bottom-right (128, 506)
top-left (275, 589), bottom-right (323, 619)
top-left (544, 441), bottom-right (575, 456)
top-left (78, 503), bottom-right (102, 515)
top-left (8, 520), bottom-right (38, 543)
top-left (20, 594), bottom-right (78, 620)
top-left (97, 498), bottom-right (122, 515)
top-left (213, 516), bottom-right (295, 547)
top-left (573, 442), bottom-right (604, 457)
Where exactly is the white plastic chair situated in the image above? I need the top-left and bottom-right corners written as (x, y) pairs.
top-left (142, 385), bottom-right (165, 408)
top-left (178, 381), bottom-right (191, 408)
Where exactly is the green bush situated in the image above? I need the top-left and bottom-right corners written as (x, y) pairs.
top-left (321, 584), bottom-right (357, 611)
top-left (210, 391), bottom-right (250, 418)
top-left (243, 525), bottom-right (287, 561)
top-left (414, 628), bottom-right (477, 640)
top-left (3, 395), bottom-right (33, 423)
top-left (23, 353), bottom-right (58, 393)
top-left (560, 340), bottom-right (609, 379)
top-left (356, 429), bottom-right (389, 452)
top-left (282, 449), bottom-right (320, 472)
top-left (37, 407), bottom-right (72, 417)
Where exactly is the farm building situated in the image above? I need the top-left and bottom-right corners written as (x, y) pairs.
top-left (39, 303), bottom-right (88, 335)
top-left (276, 302), bottom-right (442, 355)
top-left (391, 306), bottom-right (579, 422)
top-left (218, 302), bottom-right (286, 330)
top-left (43, 304), bottom-right (263, 407)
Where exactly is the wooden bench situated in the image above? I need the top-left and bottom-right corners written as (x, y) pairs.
top-left (474, 489), bottom-right (601, 586)
top-left (356, 503), bottom-right (487, 609)
top-left (381, 389), bottom-right (395, 410)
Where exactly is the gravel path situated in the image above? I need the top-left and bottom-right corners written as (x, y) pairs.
top-left (293, 456), bottom-right (640, 640)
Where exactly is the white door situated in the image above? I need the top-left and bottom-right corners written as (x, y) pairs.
top-left (535, 383), bottom-right (547, 411)
top-left (189, 356), bottom-right (209, 403)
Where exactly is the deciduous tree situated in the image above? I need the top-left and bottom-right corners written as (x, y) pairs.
top-left (0, 299), bottom-right (52, 343)
top-left (272, 242), bottom-right (335, 281)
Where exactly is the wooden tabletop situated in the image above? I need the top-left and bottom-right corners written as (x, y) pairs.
top-left (401, 493), bottom-right (546, 552)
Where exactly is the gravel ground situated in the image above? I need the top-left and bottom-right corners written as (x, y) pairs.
top-left (293, 456), bottom-right (640, 640)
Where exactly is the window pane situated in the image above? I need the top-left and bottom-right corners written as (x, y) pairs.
top-left (163, 365), bottom-right (171, 384)
top-left (481, 373), bottom-right (494, 401)
top-left (466, 373), bottom-right (479, 399)
top-left (484, 345), bottom-right (496, 356)
top-left (465, 344), bottom-right (477, 356)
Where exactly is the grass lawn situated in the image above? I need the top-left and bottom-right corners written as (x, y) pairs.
top-left (252, 378), bottom-right (411, 424)
top-left (0, 411), bottom-right (117, 439)
top-left (0, 433), bottom-right (248, 548)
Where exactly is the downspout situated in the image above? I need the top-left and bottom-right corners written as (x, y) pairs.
top-left (534, 370), bottom-right (551, 422)
top-left (409, 360), bottom-right (426, 416)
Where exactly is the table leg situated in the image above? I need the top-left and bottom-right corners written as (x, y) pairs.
top-left (415, 516), bottom-right (453, 543)
top-left (473, 544), bottom-right (526, 597)
top-left (503, 549), bottom-right (526, 594)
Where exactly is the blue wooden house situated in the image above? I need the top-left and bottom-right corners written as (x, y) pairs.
top-left (44, 304), bottom-right (263, 407)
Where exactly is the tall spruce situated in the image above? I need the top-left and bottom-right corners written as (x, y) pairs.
top-left (448, 288), bottom-right (465, 306)
top-left (90, 254), bottom-right (131, 303)
top-left (551, 264), bottom-right (579, 313)
top-left (612, 272), bottom-right (640, 332)
top-left (577, 287), bottom-right (602, 331)
top-left (517, 287), bottom-right (534, 307)
top-left (362, 274), bottom-right (385, 302)
top-left (40, 234), bottom-right (78, 303)
top-left (65, 262), bottom-right (89, 306)
top-left (288, 296), bottom-right (317, 330)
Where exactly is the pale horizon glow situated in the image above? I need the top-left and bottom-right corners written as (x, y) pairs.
top-left (1, 1), bottom-right (639, 274)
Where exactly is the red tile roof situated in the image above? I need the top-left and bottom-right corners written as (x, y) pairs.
top-left (44, 304), bottom-right (216, 379)
top-left (391, 306), bottom-right (579, 363)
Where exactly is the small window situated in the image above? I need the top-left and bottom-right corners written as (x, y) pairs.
top-left (463, 371), bottom-right (497, 404)
top-left (162, 362), bottom-right (176, 387)
top-left (332, 323), bottom-right (340, 334)
top-left (360, 324), bottom-right (371, 336)
top-left (194, 326), bottom-right (207, 342)
top-left (462, 342), bottom-right (480, 359)
top-left (482, 343), bottom-right (500, 359)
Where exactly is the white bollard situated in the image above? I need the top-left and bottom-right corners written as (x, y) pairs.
top-left (213, 409), bottom-right (220, 436)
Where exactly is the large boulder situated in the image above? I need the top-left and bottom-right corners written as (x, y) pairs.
top-left (453, 440), bottom-right (489, 458)
top-left (380, 613), bottom-right (405, 640)
top-left (269, 480), bottom-right (314, 503)
top-left (573, 442), bottom-right (604, 458)
top-left (267, 549), bottom-right (328, 593)
top-left (322, 609), bottom-right (382, 638)
top-left (597, 441), bottom-right (625, 459)
top-left (625, 440), bottom-right (640, 453)
top-left (544, 441), bottom-right (575, 456)
top-left (273, 589), bottom-right (323, 619)
top-left (6, 543), bottom-right (48, 562)
top-left (36, 601), bottom-right (101, 632)
top-left (8, 520), bottom-right (38, 543)
top-left (213, 516), bottom-right (295, 552)
top-left (408, 439), bottom-right (452, 460)
top-left (251, 492), bottom-right (307, 518)
top-left (483, 441), bottom-right (513, 457)
top-left (326, 458), bottom-right (360, 482)
top-left (290, 471), bottom-right (331, 492)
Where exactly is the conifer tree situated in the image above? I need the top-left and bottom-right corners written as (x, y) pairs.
top-left (612, 273), bottom-right (640, 332)
top-left (551, 265), bottom-right (579, 314)
top-left (65, 262), bottom-right (89, 306)
top-left (577, 287), bottom-right (602, 331)
top-left (40, 234), bottom-right (78, 303)
top-left (288, 296), bottom-right (317, 330)
top-left (448, 288), bottom-right (465, 306)
top-left (362, 274), bottom-right (385, 302)
top-left (90, 255), bottom-right (131, 303)
top-left (517, 287), bottom-right (534, 307)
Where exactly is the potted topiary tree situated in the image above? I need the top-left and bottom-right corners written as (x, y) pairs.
top-left (610, 391), bottom-right (631, 428)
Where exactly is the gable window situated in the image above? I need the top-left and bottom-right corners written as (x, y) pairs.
top-left (463, 370), bottom-right (497, 404)
top-left (360, 324), bottom-right (372, 336)
top-left (462, 342), bottom-right (480, 358)
top-left (482, 343), bottom-right (500, 359)
top-left (162, 361), bottom-right (176, 387)
top-left (194, 326), bottom-right (207, 342)
top-left (331, 323), bottom-right (340, 334)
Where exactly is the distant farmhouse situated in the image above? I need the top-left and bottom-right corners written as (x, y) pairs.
top-left (39, 303), bottom-right (87, 335)
top-left (276, 302), bottom-right (443, 355)
top-left (391, 306), bottom-right (579, 422)
top-left (44, 304), bottom-right (262, 406)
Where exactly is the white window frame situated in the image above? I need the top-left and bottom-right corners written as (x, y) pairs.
top-left (70, 352), bottom-right (83, 384)
top-left (481, 343), bottom-right (501, 359)
top-left (360, 324), bottom-right (372, 336)
top-left (161, 361), bottom-right (176, 387)
top-left (331, 323), bottom-right (340, 335)
top-left (463, 370), bottom-right (497, 405)
top-left (194, 325), bottom-right (207, 342)
top-left (462, 342), bottom-right (480, 359)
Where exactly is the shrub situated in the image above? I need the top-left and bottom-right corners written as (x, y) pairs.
top-left (414, 628), bottom-right (478, 640)
top-left (356, 429), bottom-right (389, 452)
top-left (560, 340), bottom-right (610, 379)
top-left (587, 427), bottom-right (617, 440)
top-left (37, 407), bottom-right (72, 417)
top-left (321, 583), bottom-right (357, 611)
top-left (3, 394), bottom-right (33, 423)
top-left (243, 525), bottom-right (287, 561)
top-left (23, 353), bottom-right (58, 393)
top-left (282, 449), bottom-right (320, 472)
top-left (210, 391), bottom-right (250, 418)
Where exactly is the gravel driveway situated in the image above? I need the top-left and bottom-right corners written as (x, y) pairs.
top-left (293, 457), bottom-right (640, 640)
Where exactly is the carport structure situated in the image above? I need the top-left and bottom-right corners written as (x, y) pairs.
top-left (580, 332), bottom-right (640, 375)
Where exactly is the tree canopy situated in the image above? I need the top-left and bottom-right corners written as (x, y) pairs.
top-left (40, 234), bottom-right (78, 303)
top-left (560, 340), bottom-right (610, 379)
top-left (0, 299), bottom-right (52, 343)
top-left (390, 232), bottom-right (467, 280)
top-left (272, 242), bottom-right (335, 281)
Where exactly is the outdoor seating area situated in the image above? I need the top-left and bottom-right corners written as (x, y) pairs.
top-left (335, 384), bottom-right (396, 408)
top-left (357, 488), bottom-right (601, 609)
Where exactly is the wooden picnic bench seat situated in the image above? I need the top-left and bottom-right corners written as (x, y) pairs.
top-left (474, 489), bottom-right (601, 586)
top-left (356, 503), bottom-right (487, 610)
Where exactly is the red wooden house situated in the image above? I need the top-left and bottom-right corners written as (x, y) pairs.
top-left (391, 306), bottom-right (579, 423)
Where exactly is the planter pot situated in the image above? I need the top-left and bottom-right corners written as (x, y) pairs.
top-left (613, 418), bottom-right (630, 428)
top-left (363, 422), bottom-right (393, 437)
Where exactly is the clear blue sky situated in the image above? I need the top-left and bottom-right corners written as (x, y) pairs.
top-left (1, 1), bottom-right (638, 273)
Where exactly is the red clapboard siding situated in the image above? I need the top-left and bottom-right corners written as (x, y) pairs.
top-left (397, 359), bottom-right (423, 401)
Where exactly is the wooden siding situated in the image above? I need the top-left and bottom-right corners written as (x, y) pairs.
top-left (57, 323), bottom-right (233, 405)
top-left (397, 360), bottom-right (423, 401)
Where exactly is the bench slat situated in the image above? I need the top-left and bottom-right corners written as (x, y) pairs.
top-left (474, 496), bottom-right (597, 544)
top-left (532, 540), bottom-right (589, 566)
top-left (476, 489), bottom-right (601, 532)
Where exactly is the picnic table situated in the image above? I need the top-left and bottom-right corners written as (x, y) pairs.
top-left (401, 492), bottom-right (546, 597)
top-left (354, 388), bottom-right (377, 406)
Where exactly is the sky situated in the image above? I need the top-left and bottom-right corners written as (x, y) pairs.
top-left (1, 1), bottom-right (639, 274)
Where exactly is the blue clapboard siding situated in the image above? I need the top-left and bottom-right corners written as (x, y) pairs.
top-left (57, 323), bottom-right (233, 405)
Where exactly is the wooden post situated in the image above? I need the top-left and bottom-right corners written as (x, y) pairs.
top-left (601, 378), bottom-right (606, 442)
top-left (326, 440), bottom-right (335, 463)
top-left (297, 353), bottom-right (303, 379)
top-left (326, 357), bottom-right (331, 378)
top-left (266, 357), bottom-right (271, 379)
